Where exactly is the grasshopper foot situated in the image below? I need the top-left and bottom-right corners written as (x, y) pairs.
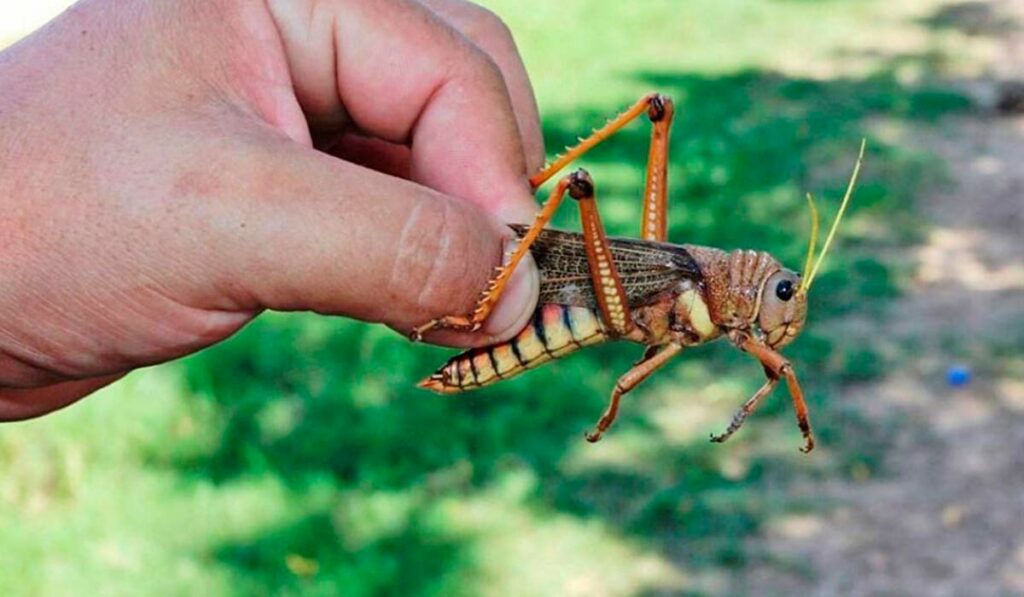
top-left (709, 410), bottom-right (746, 444)
top-left (409, 316), bottom-right (481, 342)
top-left (585, 411), bottom-right (615, 443)
top-left (709, 430), bottom-right (733, 444)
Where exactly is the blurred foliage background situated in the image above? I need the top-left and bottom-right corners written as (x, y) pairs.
top-left (2, 1), bottom-right (1020, 595)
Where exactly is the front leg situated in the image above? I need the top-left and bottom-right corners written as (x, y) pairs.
top-left (710, 373), bottom-right (779, 444)
top-left (724, 330), bottom-right (815, 453)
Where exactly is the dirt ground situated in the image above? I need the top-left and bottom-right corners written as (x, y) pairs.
top-left (741, 3), bottom-right (1024, 595)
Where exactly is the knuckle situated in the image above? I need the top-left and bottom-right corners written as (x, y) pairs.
top-left (461, 44), bottom-right (506, 88)
top-left (387, 199), bottom-right (494, 316)
top-left (463, 5), bottom-right (516, 48)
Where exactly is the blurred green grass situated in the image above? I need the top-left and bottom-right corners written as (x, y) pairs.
top-left (0, 1), bottom-right (981, 595)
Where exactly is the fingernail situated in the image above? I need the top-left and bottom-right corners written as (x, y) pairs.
top-left (493, 179), bottom-right (540, 225)
top-left (482, 239), bottom-right (539, 341)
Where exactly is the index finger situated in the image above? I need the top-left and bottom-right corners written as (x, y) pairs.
top-left (418, 0), bottom-right (545, 174)
top-left (267, 0), bottom-right (537, 222)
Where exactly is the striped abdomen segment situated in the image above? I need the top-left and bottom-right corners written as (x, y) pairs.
top-left (418, 304), bottom-right (608, 394)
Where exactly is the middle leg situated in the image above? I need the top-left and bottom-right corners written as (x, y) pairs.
top-left (586, 342), bottom-right (683, 442)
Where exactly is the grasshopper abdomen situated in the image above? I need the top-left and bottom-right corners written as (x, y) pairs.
top-left (419, 303), bottom-right (608, 393)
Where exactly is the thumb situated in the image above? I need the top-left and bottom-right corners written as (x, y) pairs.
top-left (210, 138), bottom-right (538, 345)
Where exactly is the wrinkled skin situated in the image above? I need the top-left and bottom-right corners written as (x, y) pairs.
top-left (0, 0), bottom-right (544, 419)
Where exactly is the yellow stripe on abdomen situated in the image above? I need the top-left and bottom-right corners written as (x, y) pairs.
top-left (418, 304), bottom-right (608, 393)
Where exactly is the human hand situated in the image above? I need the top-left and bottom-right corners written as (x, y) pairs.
top-left (0, 0), bottom-right (543, 419)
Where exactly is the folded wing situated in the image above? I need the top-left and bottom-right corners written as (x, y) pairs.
top-left (509, 225), bottom-right (702, 309)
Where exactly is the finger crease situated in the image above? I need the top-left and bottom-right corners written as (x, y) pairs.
top-left (414, 201), bottom-right (454, 308)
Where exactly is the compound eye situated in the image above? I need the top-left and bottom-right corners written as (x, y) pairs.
top-left (775, 279), bottom-right (794, 302)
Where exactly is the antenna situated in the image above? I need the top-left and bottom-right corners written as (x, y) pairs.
top-left (801, 139), bottom-right (866, 292)
top-left (799, 192), bottom-right (820, 294)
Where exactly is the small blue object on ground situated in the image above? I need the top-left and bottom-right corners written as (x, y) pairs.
top-left (946, 365), bottom-right (972, 388)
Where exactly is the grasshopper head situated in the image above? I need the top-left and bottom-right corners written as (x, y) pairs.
top-left (759, 139), bottom-right (865, 350)
top-left (757, 269), bottom-right (807, 349)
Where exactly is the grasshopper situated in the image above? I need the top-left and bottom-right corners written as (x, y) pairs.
top-left (411, 94), bottom-right (864, 452)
